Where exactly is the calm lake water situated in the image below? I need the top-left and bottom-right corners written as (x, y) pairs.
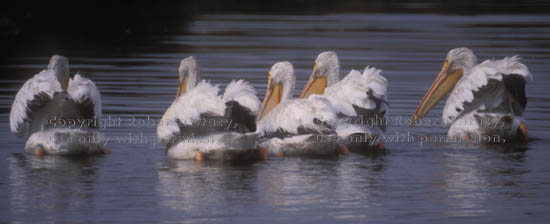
top-left (1, 14), bottom-right (550, 223)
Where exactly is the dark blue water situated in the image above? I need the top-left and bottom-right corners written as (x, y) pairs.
top-left (1, 14), bottom-right (550, 223)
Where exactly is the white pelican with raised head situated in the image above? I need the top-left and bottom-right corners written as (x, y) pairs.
top-left (300, 51), bottom-right (389, 154)
top-left (410, 47), bottom-right (532, 143)
top-left (9, 55), bottom-right (108, 156)
top-left (257, 61), bottom-right (346, 157)
top-left (157, 56), bottom-right (263, 161)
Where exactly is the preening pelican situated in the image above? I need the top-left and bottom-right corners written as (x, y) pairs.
top-left (157, 56), bottom-right (263, 161)
top-left (9, 55), bottom-right (107, 156)
top-left (411, 47), bottom-right (532, 143)
top-left (300, 51), bottom-right (388, 154)
top-left (257, 61), bottom-right (346, 157)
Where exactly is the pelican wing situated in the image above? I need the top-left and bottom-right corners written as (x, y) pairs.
top-left (324, 67), bottom-right (389, 131)
top-left (9, 70), bottom-right (61, 138)
top-left (157, 81), bottom-right (226, 143)
top-left (443, 56), bottom-right (532, 125)
top-left (67, 74), bottom-right (102, 120)
top-left (222, 80), bottom-right (261, 132)
top-left (222, 80), bottom-right (261, 115)
top-left (258, 95), bottom-right (338, 138)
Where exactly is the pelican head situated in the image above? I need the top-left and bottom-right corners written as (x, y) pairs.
top-left (300, 51), bottom-right (340, 98)
top-left (176, 56), bottom-right (201, 97)
top-left (410, 47), bottom-right (478, 126)
top-left (257, 61), bottom-right (295, 121)
top-left (48, 55), bottom-right (70, 91)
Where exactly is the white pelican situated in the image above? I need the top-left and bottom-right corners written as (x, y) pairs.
top-left (9, 55), bottom-right (108, 156)
top-left (257, 61), bottom-right (346, 157)
top-left (157, 56), bottom-right (263, 161)
top-left (299, 51), bottom-right (388, 154)
top-left (410, 47), bottom-right (532, 143)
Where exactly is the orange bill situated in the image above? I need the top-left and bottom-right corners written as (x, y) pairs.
top-left (410, 60), bottom-right (463, 127)
top-left (176, 78), bottom-right (188, 97)
top-left (61, 78), bottom-right (69, 91)
top-left (258, 73), bottom-right (283, 121)
top-left (300, 63), bottom-right (328, 98)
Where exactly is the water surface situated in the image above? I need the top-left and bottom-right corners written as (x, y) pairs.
top-left (1, 14), bottom-right (550, 223)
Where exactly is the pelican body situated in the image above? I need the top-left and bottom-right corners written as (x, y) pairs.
top-left (300, 51), bottom-right (388, 154)
top-left (157, 56), bottom-right (263, 161)
top-left (411, 48), bottom-right (532, 143)
top-left (257, 61), bottom-right (345, 157)
top-left (9, 55), bottom-right (107, 156)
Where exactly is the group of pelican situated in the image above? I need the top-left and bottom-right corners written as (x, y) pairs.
top-left (157, 52), bottom-right (389, 160)
top-left (10, 47), bottom-right (532, 160)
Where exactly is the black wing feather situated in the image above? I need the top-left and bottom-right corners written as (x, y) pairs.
top-left (224, 100), bottom-right (256, 133)
top-left (503, 74), bottom-right (527, 115)
top-left (26, 92), bottom-right (54, 120)
top-left (348, 89), bottom-right (389, 132)
top-left (176, 100), bottom-right (257, 137)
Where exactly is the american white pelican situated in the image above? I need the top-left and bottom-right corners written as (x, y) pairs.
top-left (257, 61), bottom-right (346, 157)
top-left (9, 55), bottom-right (108, 156)
top-left (300, 51), bottom-right (388, 154)
top-left (157, 56), bottom-right (263, 161)
top-left (410, 47), bottom-right (532, 143)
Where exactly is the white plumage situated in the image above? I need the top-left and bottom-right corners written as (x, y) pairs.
top-left (411, 48), bottom-right (532, 142)
top-left (9, 55), bottom-right (105, 155)
top-left (157, 81), bottom-right (226, 143)
top-left (324, 67), bottom-right (389, 118)
top-left (443, 56), bottom-right (531, 125)
top-left (335, 67), bottom-right (389, 141)
top-left (157, 56), bottom-right (261, 160)
top-left (223, 79), bottom-right (261, 115)
top-left (257, 61), bottom-right (342, 156)
top-left (445, 56), bottom-right (531, 139)
top-left (257, 96), bottom-right (341, 156)
top-left (301, 51), bottom-right (389, 150)
top-left (25, 128), bottom-right (107, 155)
top-left (258, 95), bottom-right (338, 136)
top-left (68, 74), bottom-right (102, 117)
top-left (10, 69), bottom-right (62, 137)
